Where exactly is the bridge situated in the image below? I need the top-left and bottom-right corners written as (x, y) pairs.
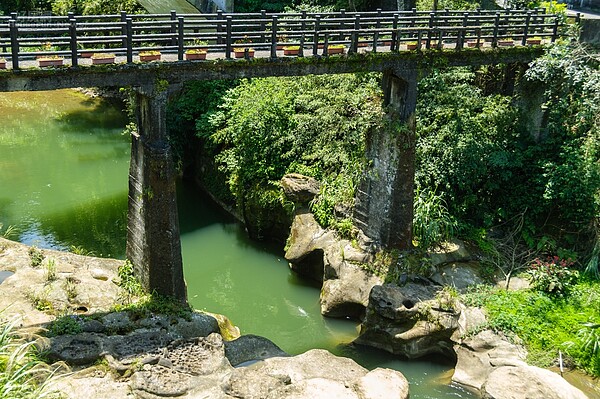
top-left (0, 9), bottom-right (564, 302)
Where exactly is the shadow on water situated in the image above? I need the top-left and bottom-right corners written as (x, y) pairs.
top-left (22, 192), bottom-right (128, 258)
top-left (54, 97), bottom-right (129, 131)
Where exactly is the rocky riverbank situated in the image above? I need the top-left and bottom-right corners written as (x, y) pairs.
top-left (0, 237), bottom-right (409, 399)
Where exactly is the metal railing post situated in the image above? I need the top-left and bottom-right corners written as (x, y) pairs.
top-left (313, 15), bottom-right (320, 56)
top-left (492, 12), bottom-right (500, 48)
top-left (391, 13), bottom-right (398, 51)
top-left (217, 10), bottom-right (224, 45)
top-left (349, 14), bottom-right (359, 54)
top-left (226, 16), bottom-right (232, 59)
top-left (300, 11), bottom-right (307, 57)
top-left (427, 12), bottom-right (434, 49)
top-left (69, 13), bottom-right (78, 66)
top-left (9, 19), bottom-right (19, 70)
top-left (522, 11), bottom-right (531, 46)
top-left (271, 16), bottom-right (278, 58)
top-left (178, 17), bottom-right (184, 61)
top-left (551, 17), bottom-right (559, 43)
top-left (126, 18), bottom-right (133, 63)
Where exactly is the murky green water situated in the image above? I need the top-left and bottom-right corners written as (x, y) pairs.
top-left (0, 90), bottom-right (474, 398)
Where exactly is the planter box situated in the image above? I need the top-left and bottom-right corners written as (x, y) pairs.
top-left (327, 47), bottom-right (345, 55)
top-left (283, 48), bottom-right (300, 56)
top-left (406, 43), bottom-right (418, 50)
top-left (81, 52), bottom-right (94, 58)
top-left (526, 38), bottom-right (542, 45)
top-left (0, 61), bottom-right (5, 69)
top-left (467, 41), bottom-right (482, 48)
top-left (139, 54), bottom-right (161, 62)
top-left (91, 57), bottom-right (115, 65)
top-left (498, 40), bottom-right (514, 47)
top-left (234, 50), bottom-right (254, 58)
top-left (185, 52), bottom-right (207, 60)
top-left (38, 58), bottom-right (64, 67)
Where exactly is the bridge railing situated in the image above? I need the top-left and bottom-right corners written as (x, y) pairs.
top-left (0, 8), bottom-right (564, 69)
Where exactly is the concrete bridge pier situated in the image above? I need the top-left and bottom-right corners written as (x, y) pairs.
top-left (354, 67), bottom-right (418, 250)
top-left (126, 83), bottom-right (187, 302)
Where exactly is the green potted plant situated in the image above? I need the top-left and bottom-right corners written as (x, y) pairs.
top-left (234, 37), bottom-right (254, 58)
top-left (91, 53), bottom-right (116, 65)
top-left (38, 55), bottom-right (64, 67)
top-left (185, 48), bottom-right (207, 60)
top-left (139, 50), bottom-right (161, 62)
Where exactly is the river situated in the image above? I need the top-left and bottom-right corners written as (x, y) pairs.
top-left (0, 89), bottom-right (474, 398)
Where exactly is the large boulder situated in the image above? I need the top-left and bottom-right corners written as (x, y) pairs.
top-left (281, 173), bottom-right (321, 204)
top-left (285, 211), bottom-right (380, 319)
top-left (224, 334), bottom-right (288, 366)
top-left (452, 329), bottom-right (527, 391)
top-left (355, 283), bottom-right (460, 359)
top-left (482, 365), bottom-right (589, 399)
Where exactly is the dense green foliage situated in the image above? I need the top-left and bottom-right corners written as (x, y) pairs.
top-left (200, 74), bottom-right (383, 233)
top-left (463, 280), bottom-right (600, 376)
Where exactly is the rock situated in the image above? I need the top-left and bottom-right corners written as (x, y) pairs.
top-left (90, 268), bottom-right (110, 281)
top-left (47, 333), bottom-right (104, 365)
top-left (353, 368), bottom-right (410, 399)
top-left (101, 312), bottom-right (131, 333)
top-left (320, 264), bottom-right (381, 319)
top-left (284, 210), bottom-right (337, 282)
top-left (267, 378), bottom-right (359, 399)
top-left (430, 261), bottom-right (484, 292)
top-left (223, 367), bottom-right (291, 398)
top-left (452, 330), bottom-right (527, 391)
top-left (355, 283), bottom-right (459, 359)
top-left (281, 173), bottom-right (321, 204)
top-left (482, 365), bottom-right (589, 399)
top-left (285, 211), bottom-right (380, 319)
top-left (224, 334), bottom-right (288, 366)
top-left (429, 239), bottom-right (472, 267)
top-left (170, 312), bottom-right (220, 339)
top-left (81, 319), bottom-right (106, 333)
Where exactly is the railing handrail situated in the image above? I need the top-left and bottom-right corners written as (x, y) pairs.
top-left (0, 8), bottom-right (565, 70)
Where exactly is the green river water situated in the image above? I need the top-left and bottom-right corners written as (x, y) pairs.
top-left (0, 89), bottom-right (474, 398)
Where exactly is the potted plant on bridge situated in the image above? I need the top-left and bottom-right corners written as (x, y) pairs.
top-left (327, 44), bottom-right (345, 55)
top-left (185, 48), bottom-right (207, 60)
top-left (405, 41), bottom-right (418, 50)
top-left (38, 56), bottom-right (64, 67)
top-left (497, 38), bottom-right (514, 47)
top-left (282, 45), bottom-right (300, 56)
top-left (466, 39), bottom-right (482, 48)
top-left (526, 36), bottom-right (542, 45)
top-left (0, 58), bottom-right (5, 69)
top-left (234, 47), bottom-right (255, 58)
top-left (91, 53), bottom-right (116, 65)
top-left (139, 51), bottom-right (161, 62)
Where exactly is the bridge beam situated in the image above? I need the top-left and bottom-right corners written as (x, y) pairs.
top-left (126, 84), bottom-right (186, 302)
top-left (354, 68), bottom-right (417, 250)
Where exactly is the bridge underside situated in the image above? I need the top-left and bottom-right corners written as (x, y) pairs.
top-left (0, 49), bottom-right (542, 300)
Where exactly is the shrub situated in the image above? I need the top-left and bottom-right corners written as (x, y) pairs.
top-left (527, 256), bottom-right (579, 296)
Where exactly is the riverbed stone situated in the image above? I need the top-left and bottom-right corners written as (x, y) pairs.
top-left (430, 261), bottom-right (484, 292)
top-left (482, 365), bottom-right (589, 399)
top-left (224, 334), bottom-right (288, 366)
top-left (355, 283), bottom-right (460, 359)
top-left (452, 329), bottom-right (528, 391)
top-left (353, 368), bottom-right (410, 399)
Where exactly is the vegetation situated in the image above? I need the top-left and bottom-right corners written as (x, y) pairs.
top-left (463, 279), bottom-right (600, 375)
top-left (0, 316), bottom-right (61, 398)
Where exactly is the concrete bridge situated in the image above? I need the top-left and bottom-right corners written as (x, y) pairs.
top-left (0, 9), bottom-right (561, 302)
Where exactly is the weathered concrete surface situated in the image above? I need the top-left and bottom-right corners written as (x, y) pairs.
top-left (580, 19), bottom-right (600, 44)
top-left (354, 68), bottom-right (417, 250)
top-left (0, 48), bottom-right (545, 93)
top-left (126, 85), bottom-right (186, 302)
